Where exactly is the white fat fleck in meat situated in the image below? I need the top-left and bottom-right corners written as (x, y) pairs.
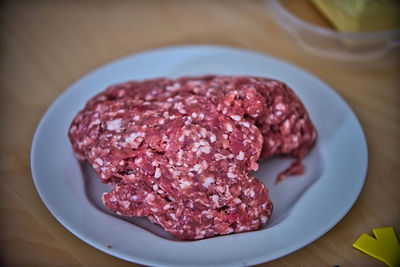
top-left (180, 180), bottom-right (192, 189)
top-left (230, 115), bottom-right (241, 121)
top-left (214, 153), bottom-right (227, 161)
top-left (261, 216), bottom-right (268, 224)
top-left (211, 195), bottom-right (219, 206)
top-left (226, 227), bottom-right (234, 234)
top-left (125, 132), bottom-right (145, 143)
top-left (152, 215), bottom-right (161, 223)
top-left (169, 115), bottom-right (176, 120)
top-left (187, 80), bottom-right (202, 86)
top-left (152, 184), bottom-right (159, 191)
top-left (268, 139), bottom-right (275, 147)
top-left (89, 118), bottom-right (101, 127)
top-left (276, 103), bottom-right (286, 111)
top-left (150, 207), bottom-right (159, 213)
top-left (209, 134), bottom-right (216, 143)
top-left (236, 151), bottom-right (245, 160)
top-left (192, 164), bottom-right (201, 172)
top-left (254, 209), bottom-right (260, 217)
top-left (154, 167), bottom-right (162, 178)
top-left (120, 200), bottom-right (130, 209)
top-left (215, 186), bottom-right (224, 194)
top-left (200, 145), bottom-right (211, 154)
top-left (83, 138), bottom-right (90, 145)
top-left (134, 157), bottom-right (142, 164)
top-left (69, 125), bottom-right (77, 133)
top-left (201, 160), bottom-right (208, 169)
top-left (199, 113), bottom-right (205, 120)
top-left (242, 121), bottom-right (250, 128)
top-left (119, 160), bottom-right (125, 166)
top-left (191, 160), bottom-right (208, 173)
top-left (234, 198), bottom-right (242, 204)
top-left (228, 164), bottom-right (237, 173)
top-left (170, 213), bottom-right (178, 220)
top-left (106, 118), bottom-right (123, 131)
top-left (202, 177), bottom-right (215, 188)
top-left (126, 174), bottom-right (136, 180)
top-left (195, 140), bottom-right (202, 147)
top-left (281, 119), bottom-right (291, 134)
top-left (201, 210), bottom-right (212, 219)
top-left (166, 83), bottom-right (180, 91)
top-left (109, 194), bottom-right (118, 202)
top-left (250, 190), bottom-right (255, 198)
top-left (199, 140), bottom-right (208, 146)
top-left (95, 158), bottom-right (103, 166)
top-left (200, 128), bottom-right (207, 138)
top-left (174, 102), bottom-right (186, 114)
top-left (191, 112), bottom-right (198, 118)
top-left (225, 122), bottom-right (233, 132)
top-left (227, 172), bottom-right (236, 178)
top-left (145, 194), bottom-right (155, 203)
top-left (178, 135), bottom-right (185, 142)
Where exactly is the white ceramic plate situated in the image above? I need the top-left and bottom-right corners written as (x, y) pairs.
top-left (31, 45), bottom-right (367, 266)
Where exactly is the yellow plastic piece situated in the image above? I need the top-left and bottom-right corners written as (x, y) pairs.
top-left (353, 227), bottom-right (400, 267)
top-left (310, 0), bottom-right (400, 32)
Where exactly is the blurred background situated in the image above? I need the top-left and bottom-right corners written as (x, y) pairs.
top-left (0, 0), bottom-right (399, 266)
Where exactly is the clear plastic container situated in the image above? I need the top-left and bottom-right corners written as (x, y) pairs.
top-left (266, 0), bottom-right (400, 63)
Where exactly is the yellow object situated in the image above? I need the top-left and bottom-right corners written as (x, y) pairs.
top-left (310, 0), bottom-right (400, 32)
top-left (353, 227), bottom-right (400, 267)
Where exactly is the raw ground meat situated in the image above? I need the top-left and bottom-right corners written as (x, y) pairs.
top-left (68, 75), bottom-right (317, 240)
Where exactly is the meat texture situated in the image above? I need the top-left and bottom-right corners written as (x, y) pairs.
top-left (68, 75), bottom-right (316, 240)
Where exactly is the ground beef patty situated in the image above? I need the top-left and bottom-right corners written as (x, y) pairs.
top-left (68, 75), bottom-right (316, 240)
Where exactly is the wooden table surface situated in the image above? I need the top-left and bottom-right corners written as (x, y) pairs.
top-left (1, 1), bottom-right (399, 266)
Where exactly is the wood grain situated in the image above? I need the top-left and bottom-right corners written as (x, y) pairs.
top-left (0, 0), bottom-right (399, 266)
